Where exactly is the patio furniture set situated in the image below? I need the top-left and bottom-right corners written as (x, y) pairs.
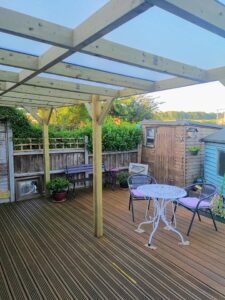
top-left (128, 174), bottom-right (218, 250)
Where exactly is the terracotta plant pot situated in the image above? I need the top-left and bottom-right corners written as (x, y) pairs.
top-left (52, 191), bottom-right (66, 202)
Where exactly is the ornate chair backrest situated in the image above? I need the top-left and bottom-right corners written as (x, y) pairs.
top-left (128, 174), bottom-right (157, 190)
top-left (186, 183), bottom-right (217, 202)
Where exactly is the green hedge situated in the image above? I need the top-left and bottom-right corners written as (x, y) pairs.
top-left (48, 123), bottom-right (141, 152)
top-left (1, 108), bottom-right (141, 152)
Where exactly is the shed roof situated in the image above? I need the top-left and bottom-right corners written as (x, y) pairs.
top-left (202, 127), bottom-right (225, 144)
top-left (140, 120), bottom-right (223, 129)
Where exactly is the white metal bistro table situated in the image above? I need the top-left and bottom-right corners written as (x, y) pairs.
top-left (135, 184), bottom-right (190, 249)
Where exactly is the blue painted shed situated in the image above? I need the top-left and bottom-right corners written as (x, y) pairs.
top-left (202, 128), bottom-right (225, 195)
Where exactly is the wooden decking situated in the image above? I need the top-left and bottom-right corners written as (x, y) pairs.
top-left (1, 188), bottom-right (225, 300)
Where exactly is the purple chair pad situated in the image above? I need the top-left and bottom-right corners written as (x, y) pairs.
top-left (178, 197), bottom-right (210, 209)
top-left (131, 189), bottom-right (145, 198)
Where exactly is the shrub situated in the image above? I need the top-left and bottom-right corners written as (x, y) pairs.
top-left (46, 177), bottom-right (69, 192)
top-left (211, 194), bottom-right (225, 219)
top-left (1, 107), bottom-right (142, 152)
top-left (188, 146), bottom-right (200, 152)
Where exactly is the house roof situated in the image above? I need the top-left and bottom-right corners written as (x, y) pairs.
top-left (202, 127), bottom-right (225, 144)
top-left (140, 120), bottom-right (223, 129)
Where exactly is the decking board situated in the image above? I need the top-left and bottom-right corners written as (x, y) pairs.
top-left (0, 188), bottom-right (225, 300)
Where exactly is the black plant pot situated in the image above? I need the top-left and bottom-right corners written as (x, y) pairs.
top-left (119, 181), bottom-right (128, 188)
top-left (190, 150), bottom-right (199, 156)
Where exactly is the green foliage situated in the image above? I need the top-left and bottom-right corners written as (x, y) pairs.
top-left (102, 123), bottom-right (141, 152)
top-left (48, 122), bottom-right (141, 152)
top-left (110, 95), bottom-right (161, 122)
top-left (0, 107), bottom-right (141, 152)
top-left (211, 194), bottom-right (225, 219)
top-left (211, 174), bottom-right (225, 219)
top-left (46, 177), bottom-right (69, 192)
top-left (117, 171), bottom-right (129, 185)
top-left (0, 107), bottom-right (42, 139)
top-left (188, 146), bottom-right (200, 153)
top-left (50, 105), bottom-right (90, 129)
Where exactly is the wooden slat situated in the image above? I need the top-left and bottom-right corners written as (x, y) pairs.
top-left (0, 49), bottom-right (154, 90)
top-left (0, 189), bottom-right (225, 299)
top-left (82, 39), bottom-right (207, 81)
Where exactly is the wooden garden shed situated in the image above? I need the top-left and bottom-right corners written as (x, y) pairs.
top-left (202, 128), bottom-right (225, 194)
top-left (141, 120), bottom-right (223, 186)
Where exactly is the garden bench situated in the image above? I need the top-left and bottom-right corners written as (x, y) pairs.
top-left (65, 163), bottom-right (108, 191)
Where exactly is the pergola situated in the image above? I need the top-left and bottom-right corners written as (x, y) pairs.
top-left (0, 0), bottom-right (225, 237)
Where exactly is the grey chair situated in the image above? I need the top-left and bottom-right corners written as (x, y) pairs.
top-left (172, 183), bottom-right (217, 236)
top-left (127, 174), bottom-right (157, 222)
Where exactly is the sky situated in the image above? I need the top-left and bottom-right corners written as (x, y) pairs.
top-left (0, 0), bottom-right (225, 113)
top-left (151, 81), bottom-right (225, 113)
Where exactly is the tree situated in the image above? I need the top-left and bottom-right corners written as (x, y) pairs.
top-left (110, 95), bottom-right (161, 122)
top-left (50, 104), bottom-right (90, 129)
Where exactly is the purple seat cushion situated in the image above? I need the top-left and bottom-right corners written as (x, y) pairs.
top-left (178, 197), bottom-right (210, 209)
top-left (131, 189), bottom-right (145, 198)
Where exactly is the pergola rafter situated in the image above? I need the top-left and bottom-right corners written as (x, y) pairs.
top-left (0, 0), bottom-right (225, 237)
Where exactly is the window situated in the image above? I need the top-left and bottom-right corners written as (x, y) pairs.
top-left (146, 127), bottom-right (155, 147)
top-left (218, 150), bottom-right (225, 176)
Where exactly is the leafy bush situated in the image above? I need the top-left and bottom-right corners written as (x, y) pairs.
top-left (47, 122), bottom-right (141, 152)
top-left (188, 146), bottom-right (200, 152)
top-left (117, 171), bottom-right (129, 185)
top-left (211, 194), bottom-right (225, 219)
top-left (0, 107), bottom-right (42, 140)
top-left (1, 107), bottom-right (141, 152)
top-left (46, 177), bottom-right (69, 192)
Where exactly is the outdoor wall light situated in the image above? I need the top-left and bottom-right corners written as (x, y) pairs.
top-left (186, 127), bottom-right (198, 138)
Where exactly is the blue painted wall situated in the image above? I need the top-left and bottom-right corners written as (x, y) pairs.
top-left (204, 142), bottom-right (225, 195)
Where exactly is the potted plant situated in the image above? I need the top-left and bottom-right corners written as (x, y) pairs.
top-left (188, 146), bottom-right (200, 155)
top-left (46, 177), bottom-right (69, 202)
top-left (117, 171), bottom-right (129, 188)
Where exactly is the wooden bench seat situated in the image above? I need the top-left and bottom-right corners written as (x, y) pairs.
top-left (65, 163), bottom-right (107, 191)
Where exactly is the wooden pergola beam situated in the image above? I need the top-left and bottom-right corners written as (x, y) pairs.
top-left (0, 2), bottom-right (153, 48)
top-left (0, 95), bottom-right (83, 107)
top-left (0, 48), bottom-right (154, 90)
top-left (149, 0), bottom-right (225, 38)
top-left (3, 92), bottom-right (88, 105)
top-left (0, 8), bottom-right (73, 48)
top-left (98, 98), bottom-right (115, 125)
top-left (0, 76), bottom-right (118, 97)
top-left (23, 107), bottom-right (43, 123)
top-left (0, 1), bottom-right (153, 96)
top-left (10, 85), bottom-right (110, 101)
top-left (82, 39), bottom-right (207, 82)
top-left (0, 56), bottom-right (225, 103)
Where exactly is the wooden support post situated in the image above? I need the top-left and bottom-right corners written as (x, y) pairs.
top-left (92, 95), bottom-right (103, 237)
top-left (43, 122), bottom-right (50, 188)
top-left (40, 108), bottom-right (52, 190)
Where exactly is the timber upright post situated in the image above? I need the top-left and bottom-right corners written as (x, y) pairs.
top-left (41, 108), bottom-right (52, 191)
top-left (92, 95), bottom-right (103, 237)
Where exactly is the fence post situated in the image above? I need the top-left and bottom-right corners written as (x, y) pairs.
top-left (84, 136), bottom-right (89, 185)
top-left (137, 142), bottom-right (142, 163)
